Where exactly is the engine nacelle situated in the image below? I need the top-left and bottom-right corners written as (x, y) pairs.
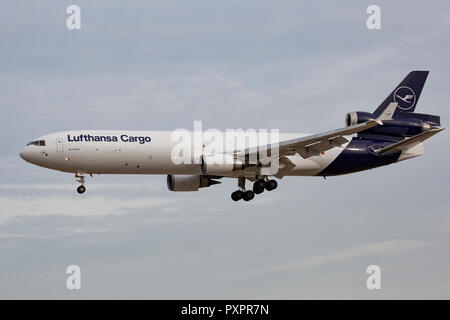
top-left (167, 174), bottom-right (220, 192)
top-left (345, 111), bottom-right (376, 126)
top-left (200, 154), bottom-right (243, 175)
top-left (345, 111), bottom-right (437, 137)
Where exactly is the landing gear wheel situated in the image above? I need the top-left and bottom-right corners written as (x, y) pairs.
top-left (77, 185), bottom-right (86, 194)
top-left (231, 190), bottom-right (244, 201)
top-left (243, 190), bottom-right (255, 201)
top-left (253, 180), bottom-right (265, 194)
top-left (265, 180), bottom-right (278, 191)
top-left (75, 172), bottom-right (86, 194)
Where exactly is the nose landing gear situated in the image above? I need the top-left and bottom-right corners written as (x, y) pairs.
top-left (77, 185), bottom-right (86, 194)
top-left (75, 172), bottom-right (86, 194)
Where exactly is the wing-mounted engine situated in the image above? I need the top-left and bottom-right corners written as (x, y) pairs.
top-left (167, 174), bottom-right (221, 192)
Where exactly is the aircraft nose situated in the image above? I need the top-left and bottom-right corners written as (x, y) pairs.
top-left (20, 148), bottom-right (25, 160)
top-left (19, 148), bottom-right (30, 161)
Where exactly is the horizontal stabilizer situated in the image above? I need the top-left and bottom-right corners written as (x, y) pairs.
top-left (375, 128), bottom-right (444, 155)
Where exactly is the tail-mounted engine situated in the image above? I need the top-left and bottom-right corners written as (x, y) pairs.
top-left (345, 111), bottom-right (376, 127)
top-left (345, 111), bottom-right (440, 138)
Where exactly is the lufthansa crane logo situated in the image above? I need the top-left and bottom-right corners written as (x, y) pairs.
top-left (393, 86), bottom-right (416, 110)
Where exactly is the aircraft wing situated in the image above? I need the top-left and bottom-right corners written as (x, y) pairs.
top-left (374, 128), bottom-right (444, 155)
top-left (238, 120), bottom-right (379, 160)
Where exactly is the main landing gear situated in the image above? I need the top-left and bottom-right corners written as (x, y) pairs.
top-left (76, 172), bottom-right (86, 194)
top-left (231, 189), bottom-right (255, 202)
top-left (231, 177), bottom-right (278, 202)
top-left (231, 177), bottom-right (254, 202)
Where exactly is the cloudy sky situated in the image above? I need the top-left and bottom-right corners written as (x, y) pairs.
top-left (1, 0), bottom-right (449, 299)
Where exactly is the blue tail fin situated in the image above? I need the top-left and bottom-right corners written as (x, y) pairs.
top-left (373, 71), bottom-right (429, 117)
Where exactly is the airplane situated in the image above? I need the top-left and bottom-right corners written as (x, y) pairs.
top-left (20, 71), bottom-right (443, 202)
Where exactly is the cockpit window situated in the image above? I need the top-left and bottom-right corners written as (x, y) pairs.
top-left (26, 140), bottom-right (46, 146)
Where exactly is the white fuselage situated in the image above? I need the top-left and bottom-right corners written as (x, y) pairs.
top-left (20, 130), bottom-right (349, 177)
